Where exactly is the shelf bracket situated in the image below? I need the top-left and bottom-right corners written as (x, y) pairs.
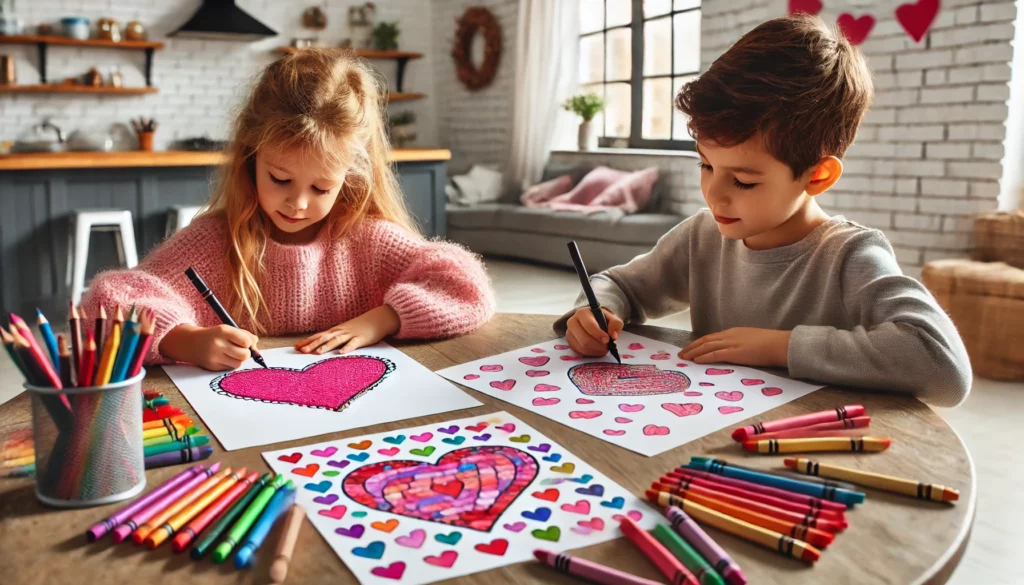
top-left (37, 42), bottom-right (47, 84)
top-left (144, 48), bottom-right (155, 87)
top-left (395, 57), bottom-right (410, 93)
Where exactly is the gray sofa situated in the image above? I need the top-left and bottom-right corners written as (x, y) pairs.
top-left (446, 163), bottom-right (683, 272)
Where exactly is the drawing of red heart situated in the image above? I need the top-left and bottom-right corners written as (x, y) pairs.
top-left (643, 425), bottom-right (670, 436)
top-left (741, 379), bottom-right (765, 386)
top-left (719, 406), bottom-right (744, 415)
top-left (561, 355), bottom-right (582, 361)
top-left (554, 344), bottom-right (570, 350)
top-left (532, 489), bottom-right (559, 502)
top-left (278, 453), bottom-right (301, 464)
top-left (569, 363), bottom-right (690, 396)
top-left (619, 404), bottom-right (644, 412)
top-left (490, 379), bottom-right (516, 391)
top-left (699, 382), bottom-right (714, 387)
top-left (762, 387), bottom-right (783, 397)
top-left (715, 391), bottom-right (744, 402)
top-left (603, 429), bottom-right (626, 436)
top-left (531, 348), bottom-right (545, 353)
top-left (480, 365), bottom-right (503, 372)
top-left (676, 363), bottom-right (688, 368)
top-left (519, 356), bottom-right (550, 367)
top-left (569, 410), bottom-right (602, 419)
top-left (622, 354), bottom-right (634, 359)
top-left (628, 343), bottom-right (644, 350)
top-left (837, 13), bottom-right (876, 45)
top-left (614, 417), bottom-right (632, 424)
top-left (895, 0), bottom-right (939, 42)
top-left (576, 398), bottom-right (594, 404)
top-left (651, 352), bottom-right (671, 360)
top-left (464, 374), bottom-right (480, 380)
top-left (663, 403), bottom-right (703, 417)
top-left (424, 550), bottom-right (458, 568)
top-left (292, 464), bottom-right (319, 477)
top-left (212, 356), bottom-right (393, 411)
top-left (788, 0), bottom-right (822, 16)
top-left (475, 538), bottom-right (509, 556)
top-left (705, 368), bottom-right (733, 376)
top-left (534, 384), bottom-right (560, 392)
top-left (526, 370), bottom-right (550, 377)
top-left (533, 397), bottom-right (560, 406)
top-left (343, 446), bottom-right (537, 532)
top-left (684, 391), bottom-right (703, 397)
top-left (371, 562), bottom-right (406, 580)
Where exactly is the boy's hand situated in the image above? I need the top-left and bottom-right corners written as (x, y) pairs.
top-left (566, 307), bottom-right (624, 357)
top-left (160, 324), bottom-right (259, 371)
top-left (680, 328), bottom-right (791, 368)
top-left (296, 305), bottom-right (401, 355)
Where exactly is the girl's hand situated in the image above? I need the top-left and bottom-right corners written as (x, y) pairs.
top-left (679, 327), bottom-right (791, 367)
top-left (296, 305), bottom-right (401, 355)
top-left (565, 306), bottom-right (624, 357)
top-left (160, 324), bottom-right (259, 371)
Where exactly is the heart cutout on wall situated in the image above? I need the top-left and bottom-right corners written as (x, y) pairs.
top-left (895, 0), bottom-right (940, 43)
top-left (787, 0), bottom-right (941, 45)
top-left (836, 12), bottom-right (876, 46)
top-left (788, 0), bottom-right (823, 16)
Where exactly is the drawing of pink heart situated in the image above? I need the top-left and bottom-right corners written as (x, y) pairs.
top-left (424, 550), bottom-right (459, 568)
top-left (519, 356), bottom-right (550, 367)
top-left (464, 374), bottom-right (480, 380)
top-left (614, 417), bottom-right (632, 424)
top-left (311, 446), bottom-right (338, 458)
top-left (643, 425), bottom-right (670, 436)
top-left (715, 391), bottom-right (744, 402)
top-left (526, 370), bottom-right (550, 377)
top-left (571, 525), bottom-right (593, 535)
top-left (618, 404), bottom-right (644, 412)
top-left (569, 363), bottom-right (690, 396)
top-left (628, 343), bottom-right (644, 350)
top-left (503, 521), bottom-right (526, 532)
top-left (212, 356), bottom-right (393, 411)
top-left (603, 429), bottom-right (626, 436)
top-left (411, 432), bottom-right (433, 442)
top-left (480, 365), bottom-right (503, 372)
top-left (663, 403), bottom-right (703, 417)
top-left (496, 423), bottom-right (516, 433)
top-left (719, 406), bottom-right (744, 415)
top-left (651, 352), bottom-right (671, 360)
top-left (531, 348), bottom-right (546, 353)
top-left (621, 354), bottom-right (634, 359)
top-left (378, 447), bottom-right (400, 456)
top-left (676, 363), bottom-right (688, 368)
top-left (576, 398), bottom-right (594, 404)
top-left (318, 505), bottom-right (348, 520)
top-left (490, 379), bottom-right (516, 391)
top-left (533, 397), bottom-right (560, 406)
top-left (561, 500), bottom-right (591, 515)
top-left (569, 410), bottom-right (602, 419)
top-left (554, 344), bottom-right (570, 350)
top-left (613, 510), bottom-right (643, 522)
top-left (706, 368), bottom-right (734, 375)
top-left (741, 379), bottom-right (765, 386)
top-left (371, 562), bottom-right (406, 580)
top-left (560, 355), bottom-right (582, 361)
top-left (762, 387), bottom-right (783, 397)
top-left (534, 384), bottom-right (560, 392)
top-left (395, 528), bottom-right (426, 549)
top-left (699, 382), bottom-right (714, 387)
top-left (684, 391), bottom-right (703, 397)
top-left (578, 517), bottom-right (605, 531)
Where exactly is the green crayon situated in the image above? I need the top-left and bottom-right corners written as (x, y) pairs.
top-left (653, 524), bottom-right (726, 585)
top-left (211, 474), bottom-right (287, 564)
top-left (191, 473), bottom-right (272, 560)
top-left (143, 435), bottom-right (210, 457)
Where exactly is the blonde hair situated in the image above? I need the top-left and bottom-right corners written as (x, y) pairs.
top-left (202, 49), bottom-right (418, 335)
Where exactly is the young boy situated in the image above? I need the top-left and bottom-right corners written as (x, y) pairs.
top-left (556, 15), bottom-right (971, 407)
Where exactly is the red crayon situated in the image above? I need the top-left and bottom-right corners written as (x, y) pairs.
top-left (533, 549), bottom-right (665, 585)
top-left (660, 474), bottom-right (845, 522)
top-left (672, 469), bottom-right (848, 512)
top-left (143, 405), bottom-right (185, 423)
top-left (732, 405), bottom-right (865, 442)
top-left (171, 470), bottom-right (260, 553)
top-left (743, 416), bottom-right (871, 441)
top-left (620, 517), bottom-right (698, 585)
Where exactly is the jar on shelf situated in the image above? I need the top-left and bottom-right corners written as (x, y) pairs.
top-left (125, 21), bottom-right (146, 41)
top-left (60, 17), bottom-right (90, 41)
top-left (97, 18), bottom-right (121, 42)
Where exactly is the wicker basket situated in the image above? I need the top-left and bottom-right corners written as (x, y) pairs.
top-left (973, 211), bottom-right (1024, 269)
top-left (922, 259), bottom-right (1024, 380)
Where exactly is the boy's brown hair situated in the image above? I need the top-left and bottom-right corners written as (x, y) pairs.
top-left (676, 14), bottom-right (873, 178)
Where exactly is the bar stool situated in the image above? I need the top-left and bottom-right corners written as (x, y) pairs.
top-left (66, 210), bottom-right (139, 305)
top-left (165, 205), bottom-right (202, 237)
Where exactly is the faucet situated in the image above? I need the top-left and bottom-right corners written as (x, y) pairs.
top-left (40, 119), bottom-right (65, 143)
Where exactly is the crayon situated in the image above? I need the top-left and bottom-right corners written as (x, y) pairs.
top-left (688, 457), bottom-right (859, 491)
top-left (143, 406), bottom-right (185, 423)
top-left (136, 467), bottom-right (233, 546)
top-left (145, 445), bottom-right (214, 470)
top-left (92, 310), bottom-right (121, 386)
top-left (533, 549), bottom-right (666, 585)
top-left (144, 435), bottom-right (211, 458)
top-left (685, 458), bottom-right (865, 506)
top-left (672, 469), bottom-right (848, 512)
top-left (127, 311), bottom-right (155, 379)
top-left (0, 327), bottom-right (30, 379)
top-left (620, 517), bottom-right (698, 585)
top-left (654, 494), bottom-right (821, 563)
top-left (743, 436), bottom-right (891, 454)
top-left (57, 335), bottom-right (73, 388)
top-left (86, 465), bottom-right (204, 541)
top-left (142, 421), bottom-right (193, 441)
top-left (142, 414), bottom-right (194, 431)
top-left (77, 333), bottom-right (96, 389)
top-left (106, 464), bottom-right (214, 543)
top-left (270, 504), bottom-right (306, 583)
top-left (212, 474), bottom-right (287, 563)
top-left (191, 473), bottom-right (272, 559)
top-left (69, 303), bottom-right (84, 379)
top-left (651, 524), bottom-right (725, 585)
top-left (784, 458), bottom-right (960, 502)
top-left (94, 305), bottom-right (107, 362)
top-left (110, 313), bottom-right (140, 383)
top-left (235, 481), bottom-right (296, 568)
top-left (740, 416), bottom-right (871, 441)
top-left (664, 507), bottom-right (744, 585)
top-left (144, 397), bottom-right (170, 410)
top-left (10, 314), bottom-right (63, 388)
top-left (146, 467), bottom-right (246, 549)
top-left (36, 309), bottom-right (60, 370)
top-left (0, 463), bottom-right (35, 478)
top-left (143, 390), bottom-right (162, 400)
top-left (661, 474), bottom-right (845, 522)
top-left (2, 454), bottom-right (34, 467)
top-left (143, 425), bottom-right (201, 447)
top-left (173, 470), bottom-right (259, 553)
top-left (732, 405), bottom-right (866, 441)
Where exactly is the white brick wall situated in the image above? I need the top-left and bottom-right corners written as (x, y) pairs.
top-left (0, 0), bottom-right (440, 151)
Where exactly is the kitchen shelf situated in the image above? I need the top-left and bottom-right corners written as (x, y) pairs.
top-left (275, 46), bottom-right (424, 93)
top-left (0, 34), bottom-right (163, 87)
top-left (0, 84), bottom-right (158, 95)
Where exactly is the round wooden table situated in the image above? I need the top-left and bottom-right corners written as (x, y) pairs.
top-left (0, 314), bottom-right (974, 585)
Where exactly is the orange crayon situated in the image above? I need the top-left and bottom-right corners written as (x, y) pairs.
top-left (134, 467), bottom-right (232, 545)
top-left (146, 468), bottom-right (246, 549)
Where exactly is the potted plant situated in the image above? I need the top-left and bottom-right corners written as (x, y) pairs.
top-left (562, 93), bottom-right (605, 151)
top-left (389, 110), bottom-right (416, 148)
top-left (371, 21), bottom-right (400, 51)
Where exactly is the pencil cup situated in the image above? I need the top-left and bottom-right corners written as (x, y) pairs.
top-left (25, 370), bottom-right (147, 508)
top-left (137, 131), bottom-right (154, 152)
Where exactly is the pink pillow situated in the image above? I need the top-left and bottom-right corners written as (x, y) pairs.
top-left (550, 166), bottom-right (629, 206)
top-left (520, 175), bottom-right (573, 206)
top-left (591, 167), bottom-right (659, 214)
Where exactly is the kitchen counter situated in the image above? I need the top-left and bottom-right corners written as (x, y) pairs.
top-left (0, 148), bottom-right (452, 170)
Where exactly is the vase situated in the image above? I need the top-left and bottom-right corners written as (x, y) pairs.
top-left (578, 120), bottom-right (598, 151)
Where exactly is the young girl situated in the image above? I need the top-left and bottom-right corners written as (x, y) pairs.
top-left (82, 49), bottom-right (495, 371)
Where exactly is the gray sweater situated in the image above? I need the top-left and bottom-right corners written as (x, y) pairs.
top-left (555, 209), bottom-right (972, 407)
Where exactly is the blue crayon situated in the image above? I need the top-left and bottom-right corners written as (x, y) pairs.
top-left (234, 481), bottom-right (296, 569)
top-left (685, 458), bottom-right (865, 507)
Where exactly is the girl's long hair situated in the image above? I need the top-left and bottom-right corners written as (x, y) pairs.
top-left (202, 49), bottom-right (418, 335)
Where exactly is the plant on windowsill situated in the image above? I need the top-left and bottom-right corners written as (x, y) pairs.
top-left (562, 92), bottom-right (605, 151)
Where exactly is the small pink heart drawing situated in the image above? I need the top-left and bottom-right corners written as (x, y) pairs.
top-left (371, 562), bottom-right (406, 580)
top-left (741, 379), bottom-right (765, 386)
top-left (613, 510), bottom-right (643, 522)
top-left (519, 356), bottom-right (550, 367)
top-left (676, 363), bottom-right (688, 368)
top-left (560, 355), bottom-right (582, 361)
top-left (503, 521), bottom-right (526, 532)
top-left (719, 406), bottom-right (744, 415)
top-left (684, 391), bottom-right (703, 397)
top-left (576, 398), bottom-right (595, 404)
top-left (578, 517), bottom-right (606, 531)
top-left (533, 397), bottom-right (561, 406)
top-left (490, 379), bottom-right (516, 391)
top-left (603, 429), bottom-right (626, 436)
top-left (560, 500), bottom-right (591, 515)
top-left (554, 344), bottom-right (570, 350)
top-left (762, 387), bottom-right (783, 397)
top-left (715, 391), bottom-right (744, 402)
top-left (410, 432), bottom-right (433, 442)
top-left (571, 525), bottom-right (593, 535)
top-left (531, 348), bottom-right (546, 353)
top-left (622, 354), bottom-right (635, 359)
top-left (699, 382), bottom-right (714, 387)
top-left (311, 446), bottom-right (338, 458)
top-left (628, 343), bottom-right (644, 350)
top-left (534, 384), bottom-right (561, 392)
top-left (706, 368), bottom-right (734, 375)
top-left (618, 404), bottom-right (644, 413)
top-left (464, 374), bottom-right (480, 380)
top-left (480, 365), bottom-right (503, 372)
top-left (496, 423), bottom-right (516, 433)
top-left (650, 352), bottom-right (671, 361)
top-left (614, 417), bottom-right (632, 424)
top-left (395, 528), bottom-right (426, 549)
top-left (377, 447), bottom-right (400, 456)
top-left (643, 425), bottom-right (670, 436)
top-left (663, 403), bottom-right (703, 417)
top-left (569, 410), bottom-right (602, 419)
top-left (526, 370), bottom-right (550, 377)
top-left (318, 505), bottom-right (348, 520)
top-left (424, 550), bottom-right (458, 568)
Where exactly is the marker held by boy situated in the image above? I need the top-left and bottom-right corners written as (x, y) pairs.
top-left (566, 241), bottom-right (621, 364)
top-left (184, 266), bottom-right (268, 368)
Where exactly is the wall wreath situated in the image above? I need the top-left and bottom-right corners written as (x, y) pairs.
top-left (451, 7), bottom-right (502, 91)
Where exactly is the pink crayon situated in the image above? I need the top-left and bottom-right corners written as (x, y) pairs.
top-left (86, 465), bottom-right (205, 541)
top-left (534, 549), bottom-right (665, 585)
top-left (111, 462), bottom-right (220, 543)
top-left (741, 416), bottom-right (871, 441)
top-left (731, 405), bottom-right (865, 442)
top-left (671, 469), bottom-right (847, 513)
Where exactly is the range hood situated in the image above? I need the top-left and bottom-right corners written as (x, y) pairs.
top-left (169, 0), bottom-right (277, 42)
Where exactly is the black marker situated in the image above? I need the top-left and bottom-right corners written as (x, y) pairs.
top-left (566, 241), bottom-right (621, 364)
top-left (185, 266), bottom-right (268, 368)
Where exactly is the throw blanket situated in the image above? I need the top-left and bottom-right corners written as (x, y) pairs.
top-left (520, 166), bottom-right (659, 215)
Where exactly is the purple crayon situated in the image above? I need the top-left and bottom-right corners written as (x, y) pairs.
top-left (144, 445), bottom-right (214, 469)
top-left (86, 465), bottom-right (205, 542)
top-left (666, 506), bottom-right (747, 585)
top-left (111, 462), bottom-right (221, 543)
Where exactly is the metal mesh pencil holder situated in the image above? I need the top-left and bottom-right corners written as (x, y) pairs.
top-left (26, 369), bottom-right (147, 507)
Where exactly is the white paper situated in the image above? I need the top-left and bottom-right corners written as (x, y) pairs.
top-left (165, 344), bottom-right (481, 451)
top-left (436, 332), bottom-right (822, 457)
top-left (263, 411), bottom-right (662, 585)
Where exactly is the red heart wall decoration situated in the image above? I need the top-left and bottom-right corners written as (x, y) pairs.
top-left (895, 0), bottom-right (940, 43)
top-left (788, 0), bottom-right (823, 16)
top-left (837, 12), bottom-right (876, 46)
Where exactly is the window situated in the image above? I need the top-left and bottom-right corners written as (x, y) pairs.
top-left (578, 0), bottom-right (701, 150)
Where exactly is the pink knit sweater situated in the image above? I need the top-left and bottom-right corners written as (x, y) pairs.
top-left (81, 215), bottom-right (495, 365)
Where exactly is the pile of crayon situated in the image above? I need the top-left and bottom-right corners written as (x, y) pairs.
top-left (87, 463), bottom-right (307, 580)
top-left (1, 428), bottom-right (34, 479)
top-left (731, 404), bottom-right (893, 454)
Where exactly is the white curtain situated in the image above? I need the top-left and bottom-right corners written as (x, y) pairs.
top-left (507, 0), bottom-right (580, 192)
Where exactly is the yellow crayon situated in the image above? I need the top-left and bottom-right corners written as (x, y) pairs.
top-left (784, 458), bottom-right (958, 502)
top-left (743, 436), bottom-right (891, 454)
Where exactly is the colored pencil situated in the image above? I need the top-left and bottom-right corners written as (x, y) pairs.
top-left (86, 464), bottom-right (206, 541)
top-left (145, 445), bottom-right (214, 470)
top-left (1, 326), bottom-right (30, 379)
top-left (146, 467), bottom-right (245, 549)
top-left (651, 524), bottom-right (726, 585)
top-left (57, 335), bottom-right (73, 388)
top-left (212, 474), bottom-right (287, 563)
top-left (144, 435), bottom-right (210, 458)
top-left (743, 436), bottom-right (891, 454)
top-left (110, 312), bottom-right (140, 383)
top-left (270, 504), bottom-right (307, 583)
top-left (620, 517), bottom-right (699, 585)
top-left (172, 470), bottom-right (258, 552)
top-left (732, 405), bottom-right (866, 441)
top-left (135, 466), bottom-right (233, 545)
top-left (664, 506), bottom-right (747, 585)
top-left (235, 481), bottom-right (296, 568)
top-left (111, 463), bottom-right (220, 543)
top-left (685, 458), bottom-right (865, 507)
top-left (36, 309), bottom-right (60, 371)
top-left (534, 549), bottom-right (666, 585)
top-left (689, 457), bottom-right (859, 491)
top-left (9, 314), bottom-right (63, 389)
top-left (185, 267), bottom-right (268, 368)
top-left (191, 473), bottom-right (272, 559)
top-left (662, 473), bottom-right (846, 521)
top-left (77, 333), bottom-right (96, 390)
top-left (653, 493), bottom-right (821, 563)
top-left (784, 458), bottom-right (960, 502)
top-left (94, 305), bottom-right (107, 362)
top-left (143, 425), bottom-right (201, 446)
top-left (142, 414), bottom-right (194, 431)
top-left (673, 469), bottom-right (850, 511)
top-left (68, 303), bottom-right (83, 379)
top-left (127, 311), bottom-right (155, 378)
top-left (92, 308), bottom-right (122, 386)
top-left (740, 416), bottom-right (871, 441)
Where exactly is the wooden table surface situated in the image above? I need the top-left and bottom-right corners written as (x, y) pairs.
top-left (0, 314), bottom-right (975, 585)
